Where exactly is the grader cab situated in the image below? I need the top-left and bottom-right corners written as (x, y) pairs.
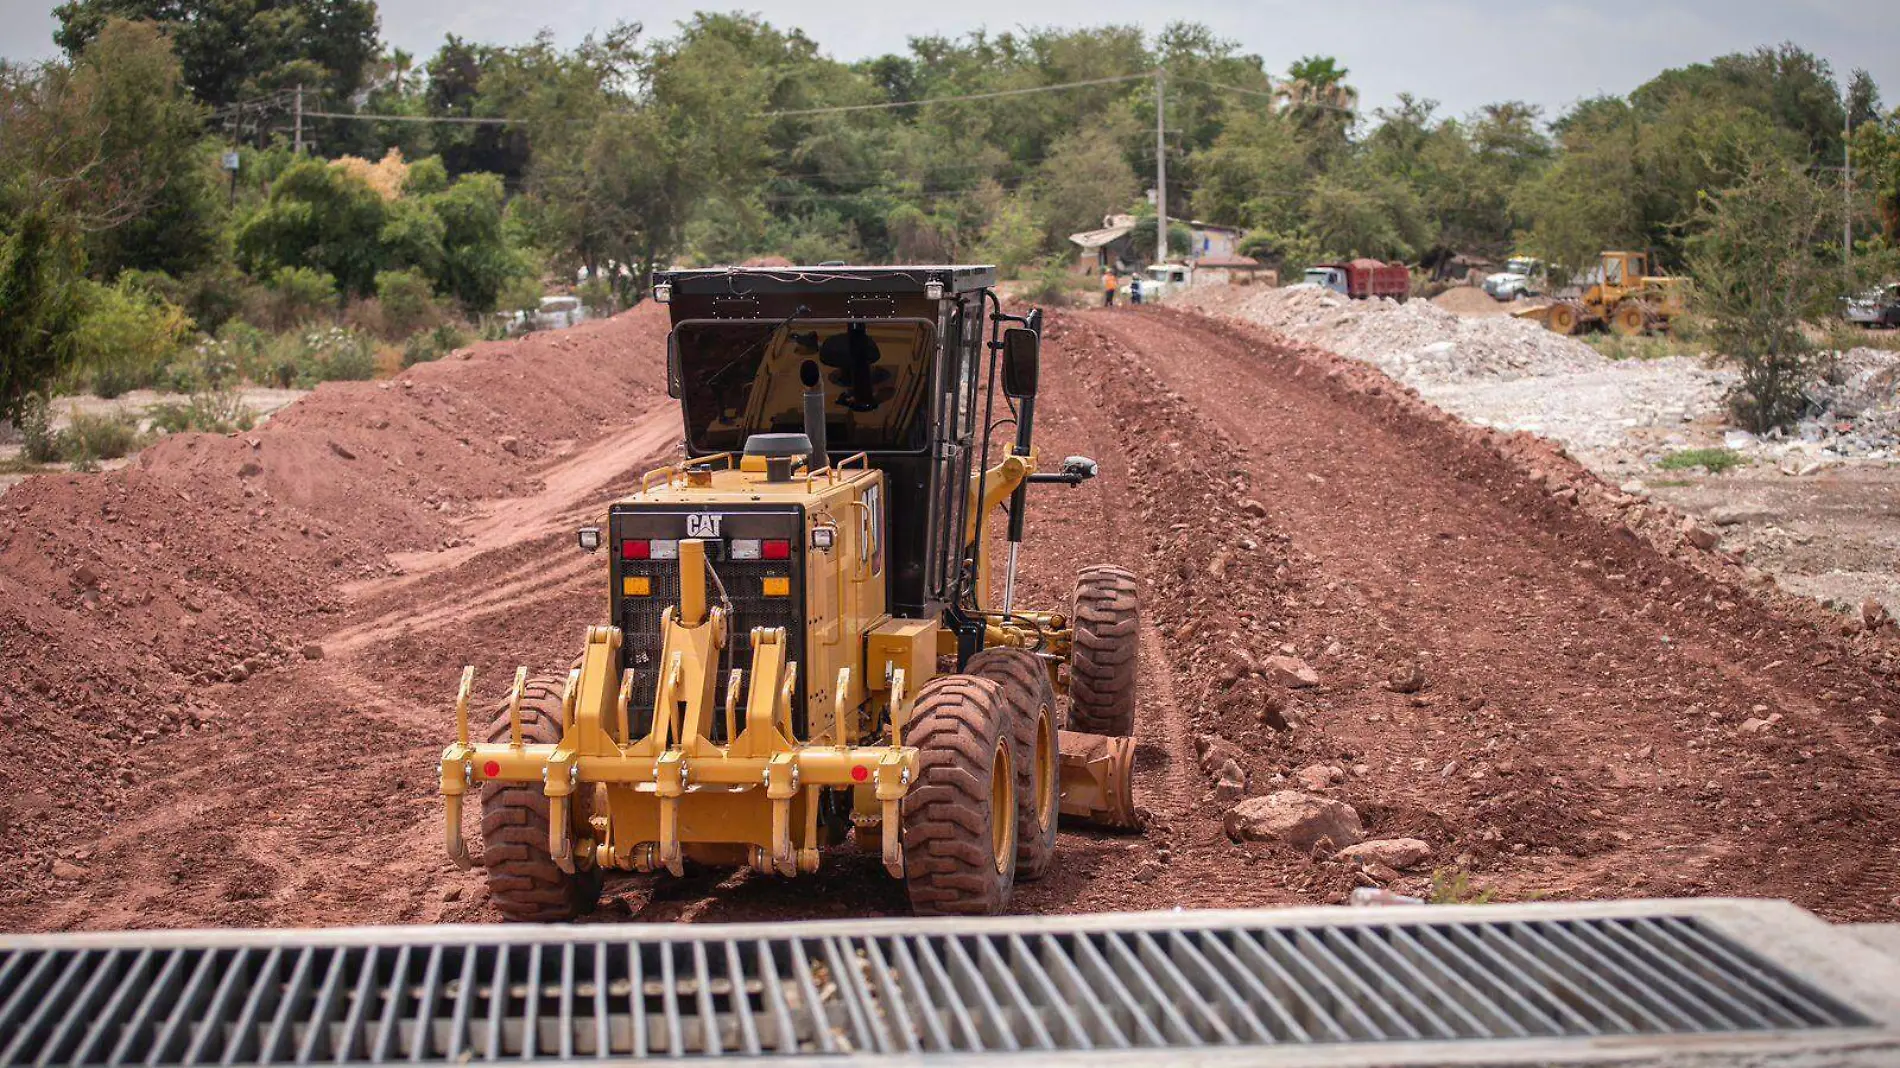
top-left (440, 265), bottom-right (1141, 919)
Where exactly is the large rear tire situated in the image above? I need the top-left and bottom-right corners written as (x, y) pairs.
top-left (966, 648), bottom-right (1060, 882)
top-left (1069, 565), bottom-right (1139, 736)
top-left (1547, 301), bottom-right (1583, 336)
top-left (902, 675), bottom-right (1017, 916)
top-left (479, 675), bottom-right (602, 922)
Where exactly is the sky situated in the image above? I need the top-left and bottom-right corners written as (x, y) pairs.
top-left (2, 0), bottom-right (1894, 121)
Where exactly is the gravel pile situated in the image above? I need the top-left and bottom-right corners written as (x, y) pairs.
top-left (1173, 284), bottom-right (1603, 383)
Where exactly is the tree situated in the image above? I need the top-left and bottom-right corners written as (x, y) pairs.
top-left (1033, 125), bottom-right (1141, 246)
top-left (235, 157), bottom-right (388, 298)
top-left (67, 19), bottom-right (221, 279)
top-left (0, 211), bottom-right (86, 423)
top-left (53, 0), bottom-right (380, 108)
top-left (1513, 99), bottom-right (1646, 276)
top-left (1686, 159), bottom-right (1853, 431)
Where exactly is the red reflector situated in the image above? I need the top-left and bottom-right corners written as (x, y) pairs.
top-left (850, 765), bottom-right (869, 782)
top-left (482, 760), bottom-right (501, 778)
top-left (621, 539), bottom-right (650, 560)
top-left (762, 539), bottom-right (791, 560)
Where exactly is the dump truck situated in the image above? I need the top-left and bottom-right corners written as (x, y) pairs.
top-left (440, 265), bottom-right (1141, 920)
top-left (1514, 250), bottom-right (1685, 336)
top-left (1303, 259), bottom-right (1411, 302)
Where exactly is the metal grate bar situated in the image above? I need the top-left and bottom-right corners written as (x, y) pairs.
top-left (0, 911), bottom-right (1874, 1065)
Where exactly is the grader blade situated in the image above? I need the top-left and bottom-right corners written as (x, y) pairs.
top-left (1055, 729), bottom-right (1139, 829)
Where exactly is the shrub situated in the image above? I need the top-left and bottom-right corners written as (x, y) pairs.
top-left (576, 277), bottom-right (615, 317)
top-left (401, 321), bottom-right (468, 367)
top-left (374, 268), bottom-right (442, 337)
top-left (1019, 259), bottom-right (1081, 308)
top-left (291, 326), bottom-right (377, 385)
top-left (148, 387), bottom-right (256, 434)
top-left (1656, 447), bottom-right (1745, 474)
top-left (264, 266), bottom-right (338, 329)
top-left (66, 278), bottom-right (193, 397)
top-left (58, 408), bottom-right (145, 463)
top-left (17, 395), bottom-right (60, 463)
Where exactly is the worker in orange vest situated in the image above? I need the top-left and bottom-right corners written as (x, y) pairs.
top-left (1102, 268), bottom-right (1119, 307)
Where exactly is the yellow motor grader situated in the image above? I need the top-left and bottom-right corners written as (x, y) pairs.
top-left (440, 265), bottom-right (1140, 919)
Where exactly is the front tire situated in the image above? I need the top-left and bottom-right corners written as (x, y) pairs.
top-left (902, 675), bottom-right (1017, 915)
top-left (1069, 565), bottom-right (1140, 736)
top-left (966, 648), bottom-right (1061, 881)
top-left (479, 675), bottom-right (602, 922)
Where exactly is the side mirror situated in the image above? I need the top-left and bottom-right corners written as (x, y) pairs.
top-left (666, 333), bottom-right (682, 399)
top-left (1001, 327), bottom-right (1039, 399)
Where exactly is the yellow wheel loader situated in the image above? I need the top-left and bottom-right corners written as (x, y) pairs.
top-left (440, 265), bottom-right (1141, 920)
top-left (1513, 251), bottom-right (1685, 337)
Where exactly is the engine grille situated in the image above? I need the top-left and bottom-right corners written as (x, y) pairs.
top-left (619, 557), bottom-right (803, 742)
top-left (0, 907), bottom-right (1876, 1065)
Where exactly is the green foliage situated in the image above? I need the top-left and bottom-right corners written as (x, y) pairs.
top-left (0, 212), bottom-right (86, 424)
top-left (1656, 447), bottom-right (1746, 474)
top-left (66, 277), bottom-right (194, 392)
top-left (147, 387), bottom-right (256, 434)
top-left (1427, 867), bottom-right (1493, 905)
top-left (53, 0), bottom-right (380, 108)
top-left (400, 322), bottom-right (469, 367)
top-left (1686, 159), bottom-right (1854, 431)
top-left (54, 407), bottom-right (146, 464)
top-left (374, 268), bottom-right (441, 336)
top-left (575, 277), bottom-right (616, 316)
top-left (263, 266), bottom-right (338, 327)
top-left (1018, 259), bottom-right (1084, 307)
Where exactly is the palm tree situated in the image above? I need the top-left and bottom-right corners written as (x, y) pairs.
top-left (1278, 55), bottom-right (1358, 114)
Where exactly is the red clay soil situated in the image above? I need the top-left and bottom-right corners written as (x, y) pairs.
top-left (1, 300), bottom-right (1895, 932)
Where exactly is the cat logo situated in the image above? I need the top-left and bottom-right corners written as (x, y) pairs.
top-left (685, 513), bottom-right (722, 538)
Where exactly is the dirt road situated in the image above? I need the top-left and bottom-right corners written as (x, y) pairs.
top-left (2, 303), bottom-right (1894, 931)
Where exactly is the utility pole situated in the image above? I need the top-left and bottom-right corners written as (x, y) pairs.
top-left (1843, 102), bottom-right (1853, 270)
top-left (1154, 67), bottom-right (1168, 267)
top-left (293, 84), bottom-right (304, 155)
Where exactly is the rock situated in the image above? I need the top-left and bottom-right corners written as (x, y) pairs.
top-left (71, 564), bottom-right (100, 589)
top-left (1336, 838), bottom-right (1432, 870)
top-left (1240, 498), bottom-right (1269, 519)
top-left (1194, 733), bottom-right (1243, 767)
top-left (328, 441), bottom-right (357, 461)
top-left (238, 460), bottom-right (263, 478)
top-left (1294, 763), bottom-right (1342, 791)
top-left (51, 859), bottom-right (87, 880)
top-left (498, 435), bottom-right (522, 456)
top-left (1739, 717), bottom-right (1772, 734)
top-left (1223, 791), bottom-right (1363, 851)
top-left (1133, 860), bottom-right (1162, 883)
top-left (1680, 521), bottom-right (1720, 551)
top-left (442, 885), bottom-right (462, 902)
top-left (301, 643), bottom-right (326, 661)
top-left (1213, 758), bottom-right (1246, 788)
top-left (1862, 598), bottom-right (1893, 632)
top-left (1619, 479), bottom-right (1649, 496)
top-left (1210, 775), bottom-right (1246, 805)
top-left (1261, 655), bottom-right (1319, 689)
top-left (1385, 662), bottom-right (1426, 694)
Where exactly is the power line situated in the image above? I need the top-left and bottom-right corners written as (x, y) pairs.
top-left (758, 71), bottom-right (1156, 117)
top-left (303, 109), bottom-right (521, 125)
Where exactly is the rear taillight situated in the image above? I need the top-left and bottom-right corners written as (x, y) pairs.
top-left (621, 539), bottom-right (649, 560)
top-left (762, 538), bottom-right (791, 560)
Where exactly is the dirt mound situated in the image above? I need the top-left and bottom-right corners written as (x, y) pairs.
top-left (1430, 285), bottom-right (1528, 317)
top-left (1173, 284), bottom-right (1602, 382)
top-left (0, 306), bottom-right (668, 898)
